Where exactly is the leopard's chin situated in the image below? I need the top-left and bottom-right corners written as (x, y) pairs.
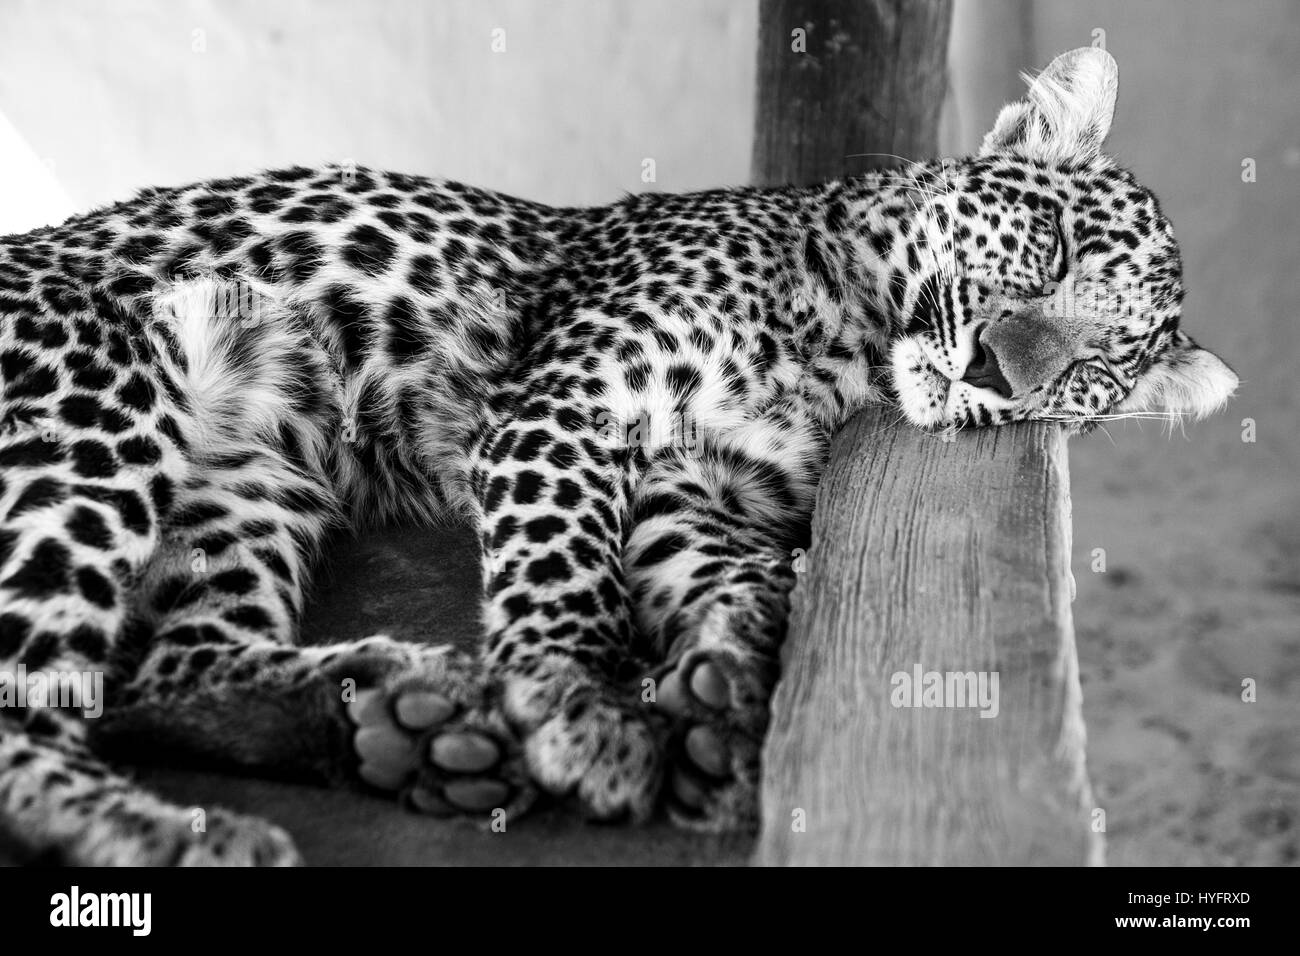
top-left (888, 335), bottom-right (1021, 431)
top-left (888, 335), bottom-right (952, 429)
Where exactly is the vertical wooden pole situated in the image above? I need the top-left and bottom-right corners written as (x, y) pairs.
top-left (752, 0), bottom-right (953, 186)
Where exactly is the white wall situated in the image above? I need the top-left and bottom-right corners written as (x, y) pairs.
top-left (0, 0), bottom-right (756, 220)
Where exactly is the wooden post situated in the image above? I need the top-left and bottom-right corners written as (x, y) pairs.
top-left (752, 0), bottom-right (953, 184)
top-left (750, 1), bottom-right (1101, 864)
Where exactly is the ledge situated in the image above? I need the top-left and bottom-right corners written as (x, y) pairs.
top-left (756, 408), bottom-right (1101, 865)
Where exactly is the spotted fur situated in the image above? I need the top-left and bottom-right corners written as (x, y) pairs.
top-left (0, 48), bottom-right (1235, 863)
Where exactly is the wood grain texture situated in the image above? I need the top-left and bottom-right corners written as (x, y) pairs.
top-left (756, 409), bottom-right (1101, 865)
top-left (752, 0), bottom-right (953, 185)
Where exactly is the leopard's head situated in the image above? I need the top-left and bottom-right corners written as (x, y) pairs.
top-left (883, 47), bottom-right (1237, 431)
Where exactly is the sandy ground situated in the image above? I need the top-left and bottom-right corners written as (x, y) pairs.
top-left (1070, 425), bottom-right (1299, 867)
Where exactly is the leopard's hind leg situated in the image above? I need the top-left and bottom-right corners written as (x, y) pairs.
top-left (0, 290), bottom-right (297, 864)
top-left (97, 438), bottom-right (527, 818)
top-left (93, 278), bottom-right (528, 821)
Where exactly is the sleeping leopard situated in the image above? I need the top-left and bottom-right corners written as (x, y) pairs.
top-left (0, 48), bottom-right (1235, 864)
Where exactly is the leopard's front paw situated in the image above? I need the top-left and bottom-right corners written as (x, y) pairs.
top-left (653, 608), bottom-right (779, 831)
top-left (505, 674), bottom-right (665, 823)
top-left (329, 637), bottom-right (534, 820)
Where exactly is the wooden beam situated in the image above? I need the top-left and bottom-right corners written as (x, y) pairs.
top-left (756, 409), bottom-right (1101, 865)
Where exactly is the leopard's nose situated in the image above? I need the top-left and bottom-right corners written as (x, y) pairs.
top-left (961, 332), bottom-right (1014, 399)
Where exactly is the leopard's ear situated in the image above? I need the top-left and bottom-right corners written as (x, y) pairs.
top-left (980, 47), bottom-right (1118, 163)
top-left (1115, 332), bottom-right (1239, 420)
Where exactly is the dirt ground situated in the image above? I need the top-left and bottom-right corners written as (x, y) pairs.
top-left (1070, 424), bottom-right (1299, 867)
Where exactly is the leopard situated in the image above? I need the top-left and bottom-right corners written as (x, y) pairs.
top-left (0, 48), bottom-right (1236, 864)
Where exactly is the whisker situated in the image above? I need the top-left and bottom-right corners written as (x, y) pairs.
top-left (1036, 411), bottom-right (1194, 424)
